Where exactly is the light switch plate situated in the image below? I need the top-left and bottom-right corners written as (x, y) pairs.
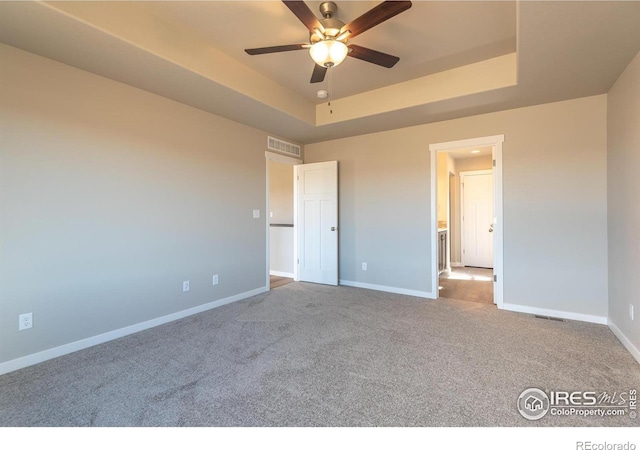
top-left (253, 209), bottom-right (260, 219)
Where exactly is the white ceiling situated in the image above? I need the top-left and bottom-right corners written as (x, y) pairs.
top-left (149, 1), bottom-right (517, 103)
top-left (0, 1), bottom-right (639, 145)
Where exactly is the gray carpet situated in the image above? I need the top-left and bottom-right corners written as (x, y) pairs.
top-left (1, 282), bottom-right (638, 427)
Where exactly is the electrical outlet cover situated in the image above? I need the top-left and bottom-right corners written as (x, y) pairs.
top-left (19, 313), bottom-right (33, 331)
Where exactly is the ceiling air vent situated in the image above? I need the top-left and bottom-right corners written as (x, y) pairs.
top-left (268, 136), bottom-right (301, 157)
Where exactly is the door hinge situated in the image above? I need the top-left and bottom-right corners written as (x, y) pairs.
top-left (463, 249), bottom-right (465, 254)
top-left (297, 259), bottom-right (299, 264)
top-left (493, 159), bottom-right (496, 167)
top-left (494, 274), bottom-right (497, 282)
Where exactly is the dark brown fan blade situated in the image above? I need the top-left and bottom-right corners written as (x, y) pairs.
top-left (310, 64), bottom-right (327, 83)
top-left (340, 1), bottom-right (412, 39)
top-left (347, 45), bottom-right (399, 68)
top-left (282, 1), bottom-right (323, 33)
top-left (245, 44), bottom-right (308, 55)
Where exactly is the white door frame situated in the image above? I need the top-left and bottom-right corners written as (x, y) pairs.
top-left (429, 135), bottom-right (504, 307)
top-left (460, 169), bottom-right (493, 268)
top-left (265, 151), bottom-right (302, 290)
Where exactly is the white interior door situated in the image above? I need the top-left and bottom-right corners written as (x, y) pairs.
top-left (295, 161), bottom-right (338, 285)
top-left (461, 170), bottom-right (493, 268)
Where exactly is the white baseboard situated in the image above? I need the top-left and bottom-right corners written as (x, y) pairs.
top-left (451, 262), bottom-right (464, 267)
top-left (500, 303), bottom-right (607, 325)
top-left (339, 279), bottom-right (436, 300)
top-left (0, 285), bottom-right (268, 376)
top-left (270, 270), bottom-right (294, 278)
top-left (608, 319), bottom-right (640, 366)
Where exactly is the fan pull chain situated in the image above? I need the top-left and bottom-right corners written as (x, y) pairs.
top-left (328, 67), bottom-right (333, 115)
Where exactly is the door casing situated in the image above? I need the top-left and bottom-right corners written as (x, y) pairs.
top-left (429, 135), bottom-right (504, 307)
top-left (265, 151), bottom-right (302, 290)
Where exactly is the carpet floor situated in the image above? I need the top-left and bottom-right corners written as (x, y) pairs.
top-left (1, 282), bottom-right (638, 427)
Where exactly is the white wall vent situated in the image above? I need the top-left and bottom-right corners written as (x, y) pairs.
top-left (268, 136), bottom-right (301, 157)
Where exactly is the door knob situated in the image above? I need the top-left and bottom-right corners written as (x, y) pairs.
top-left (489, 226), bottom-right (494, 233)
top-left (331, 227), bottom-right (336, 231)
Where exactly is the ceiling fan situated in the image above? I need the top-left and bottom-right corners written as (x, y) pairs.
top-left (244, 1), bottom-right (412, 83)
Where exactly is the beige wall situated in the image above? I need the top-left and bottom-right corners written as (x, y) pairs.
top-left (607, 50), bottom-right (640, 355)
top-left (0, 44), bottom-right (274, 366)
top-left (305, 95), bottom-right (608, 318)
top-left (450, 155), bottom-right (493, 264)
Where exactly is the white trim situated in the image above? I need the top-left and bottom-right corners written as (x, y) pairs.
top-left (500, 302), bottom-right (607, 325)
top-left (608, 320), bottom-right (640, 366)
top-left (460, 170), bottom-right (492, 176)
top-left (492, 142), bottom-right (504, 306)
top-left (339, 279), bottom-right (436, 300)
top-left (451, 262), bottom-right (464, 267)
top-left (430, 135), bottom-right (505, 152)
top-left (265, 159), bottom-right (271, 289)
top-left (0, 286), bottom-right (268, 376)
top-left (293, 165), bottom-right (299, 281)
top-left (429, 135), bottom-right (504, 306)
top-left (270, 270), bottom-right (294, 278)
top-left (265, 152), bottom-right (301, 288)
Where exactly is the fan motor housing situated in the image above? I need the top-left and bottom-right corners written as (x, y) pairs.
top-left (310, 2), bottom-right (346, 43)
top-left (319, 1), bottom-right (337, 18)
top-left (310, 18), bottom-right (345, 43)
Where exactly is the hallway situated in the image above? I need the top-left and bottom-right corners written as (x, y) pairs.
top-left (439, 266), bottom-right (494, 304)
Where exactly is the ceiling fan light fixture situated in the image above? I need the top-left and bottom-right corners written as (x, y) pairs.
top-left (309, 40), bottom-right (348, 68)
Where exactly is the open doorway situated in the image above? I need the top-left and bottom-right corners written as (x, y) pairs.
top-left (440, 157), bottom-right (494, 304)
top-left (265, 152), bottom-right (301, 290)
top-left (429, 135), bottom-right (504, 307)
